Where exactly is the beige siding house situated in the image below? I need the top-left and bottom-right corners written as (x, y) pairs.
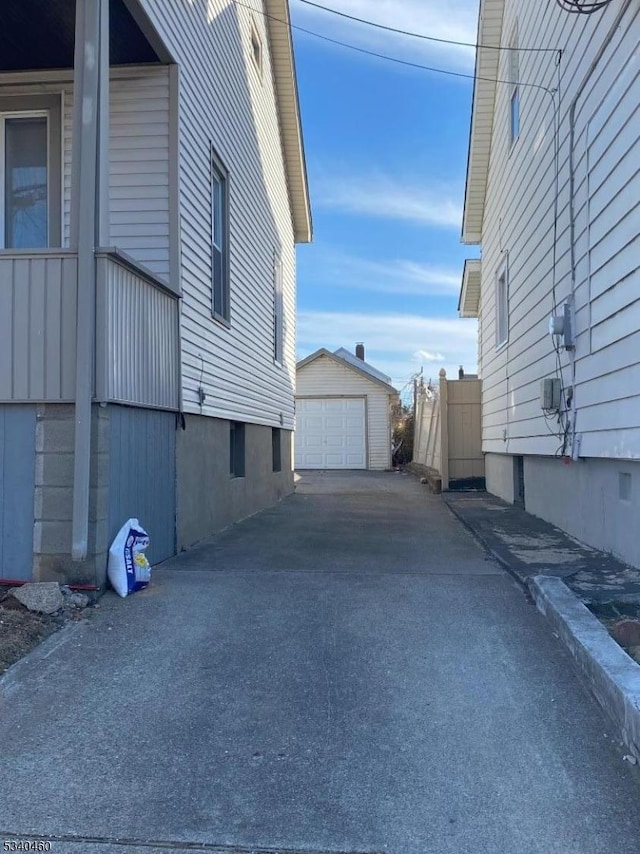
top-left (461, 0), bottom-right (640, 566)
top-left (0, 0), bottom-right (311, 588)
top-left (296, 348), bottom-right (397, 471)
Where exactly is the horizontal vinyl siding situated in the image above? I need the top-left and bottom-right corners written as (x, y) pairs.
top-left (109, 69), bottom-right (171, 279)
top-left (479, 1), bottom-right (640, 459)
top-left (296, 357), bottom-right (392, 471)
top-left (139, 0), bottom-right (297, 430)
top-left (0, 67), bottom-right (170, 280)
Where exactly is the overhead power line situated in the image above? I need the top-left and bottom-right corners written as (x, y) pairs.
top-left (233, 0), bottom-right (556, 96)
top-left (298, 0), bottom-right (560, 52)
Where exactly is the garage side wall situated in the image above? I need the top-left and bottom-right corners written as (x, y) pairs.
top-left (296, 357), bottom-right (392, 471)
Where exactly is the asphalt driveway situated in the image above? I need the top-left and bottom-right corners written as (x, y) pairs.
top-left (2, 471), bottom-right (640, 854)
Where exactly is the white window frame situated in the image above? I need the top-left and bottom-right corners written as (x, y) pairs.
top-left (211, 146), bottom-right (230, 324)
top-left (0, 110), bottom-right (50, 249)
top-left (495, 257), bottom-right (509, 349)
top-left (509, 24), bottom-right (520, 146)
top-left (273, 251), bottom-right (283, 366)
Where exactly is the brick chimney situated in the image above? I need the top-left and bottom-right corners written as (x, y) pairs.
top-left (355, 342), bottom-right (365, 361)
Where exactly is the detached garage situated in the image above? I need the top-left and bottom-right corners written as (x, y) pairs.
top-left (295, 346), bottom-right (398, 471)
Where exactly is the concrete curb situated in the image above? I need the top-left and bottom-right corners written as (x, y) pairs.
top-left (529, 575), bottom-right (640, 761)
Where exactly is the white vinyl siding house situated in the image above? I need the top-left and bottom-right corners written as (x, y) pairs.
top-left (296, 350), bottom-right (397, 471)
top-left (136, 0), bottom-right (304, 431)
top-left (461, 0), bottom-right (640, 567)
top-left (0, 0), bottom-right (311, 586)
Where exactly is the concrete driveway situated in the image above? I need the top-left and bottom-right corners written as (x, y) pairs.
top-left (2, 471), bottom-right (640, 854)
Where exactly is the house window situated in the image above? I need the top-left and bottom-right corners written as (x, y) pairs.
top-left (230, 421), bottom-right (245, 478)
top-left (0, 96), bottom-right (62, 250)
top-left (211, 148), bottom-right (230, 322)
top-left (496, 259), bottom-right (509, 348)
top-left (509, 26), bottom-right (520, 145)
top-left (273, 252), bottom-right (283, 365)
top-left (272, 427), bottom-right (282, 473)
top-left (251, 24), bottom-right (263, 77)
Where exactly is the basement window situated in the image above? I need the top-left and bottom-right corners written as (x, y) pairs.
top-left (272, 427), bottom-right (282, 473)
top-left (619, 472), bottom-right (632, 502)
top-left (230, 421), bottom-right (245, 478)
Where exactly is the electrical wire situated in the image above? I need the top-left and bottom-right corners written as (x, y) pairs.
top-left (239, 0), bottom-right (566, 448)
top-left (556, 0), bottom-right (614, 14)
top-left (233, 0), bottom-right (556, 95)
top-left (297, 0), bottom-right (560, 53)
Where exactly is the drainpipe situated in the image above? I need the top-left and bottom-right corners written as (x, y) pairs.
top-left (567, 0), bottom-right (633, 457)
top-left (70, 0), bottom-right (110, 561)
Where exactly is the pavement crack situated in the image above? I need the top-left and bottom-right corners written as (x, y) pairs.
top-left (0, 831), bottom-right (384, 854)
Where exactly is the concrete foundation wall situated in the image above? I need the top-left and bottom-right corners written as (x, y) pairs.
top-left (524, 456), bottom-right (640, 569)
top-left (176, 416), bottom-right (294, 550)
top-left (485, 453), bottom-right (516, 504)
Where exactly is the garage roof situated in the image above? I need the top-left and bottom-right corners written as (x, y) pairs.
top-left (297, 348), bottom-right (397, 394)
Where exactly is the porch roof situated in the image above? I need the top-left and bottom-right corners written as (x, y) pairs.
top-left (0, 0), bottom-right (162, 72)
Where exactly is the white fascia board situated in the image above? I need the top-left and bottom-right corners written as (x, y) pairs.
top-left (458, 259), bottom-right (482, 318)
top-left (264, 0), bottom-right (312, 244)
top-left (461, 0), bottom-right (505, 245)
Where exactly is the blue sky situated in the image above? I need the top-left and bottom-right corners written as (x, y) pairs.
top-left (289, 0), bottom-right (481, 397)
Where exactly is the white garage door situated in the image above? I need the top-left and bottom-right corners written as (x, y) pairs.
top-left (295, 397), bottom-right (367, 470)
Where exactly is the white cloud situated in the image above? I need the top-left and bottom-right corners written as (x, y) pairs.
top-left (417, 350), bottom-right (446, 362)
top-left (314, 171), bottom-right (463, 228)
top-left (290, 0), bottom-right (478, 72)
top-left (297, 309), bottom-right (477, 385)
top-left (307, 250), bottom-right (461, 296)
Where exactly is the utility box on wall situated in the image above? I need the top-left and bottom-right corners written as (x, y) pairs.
top-left (540, 378), bottom-right (561, 411)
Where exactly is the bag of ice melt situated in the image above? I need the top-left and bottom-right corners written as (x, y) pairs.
top-left (107, 519), bottom-right (151, 598)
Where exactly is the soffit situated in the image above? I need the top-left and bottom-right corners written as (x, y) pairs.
top-left (264, 0), bottom-right (313, 244)
top-left (0, 0), bottom-right (160, 71)
top-left (461, 0), bottom-right (505, 245)
top-left (459, 259), bottom-right (482, 318)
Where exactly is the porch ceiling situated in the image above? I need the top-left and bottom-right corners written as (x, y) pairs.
top-left (0, 0), bottom-right (160, 72)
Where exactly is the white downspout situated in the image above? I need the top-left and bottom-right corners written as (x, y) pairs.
top-left (70, 0), bottom-right (110, 561)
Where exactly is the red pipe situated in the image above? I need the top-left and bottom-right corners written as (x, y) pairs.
top-left (0, 580), bottom-right (99, 591)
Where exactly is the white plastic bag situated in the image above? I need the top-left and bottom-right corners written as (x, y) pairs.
top-left (107, 519), bottom-right (151, 598)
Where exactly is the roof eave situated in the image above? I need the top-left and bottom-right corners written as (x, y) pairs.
top-left (461, 0), bottom-right (505, 245)
top-left (458, 259), bottom-right (482, 318)
top-left (264, 0), bottom-right (312, 244)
